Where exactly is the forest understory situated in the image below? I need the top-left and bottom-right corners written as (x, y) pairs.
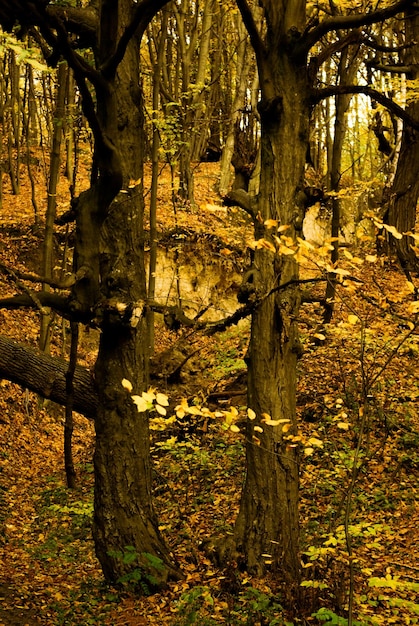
top-left (0, 161), bottom-right (418, 625)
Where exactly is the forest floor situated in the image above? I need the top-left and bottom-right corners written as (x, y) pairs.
top-left (0, 160), bottom-right (418, 625)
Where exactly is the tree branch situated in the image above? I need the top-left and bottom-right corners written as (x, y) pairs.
top-left (0, 334), bottom-right (97, 420)
top-left (0, 261), bottom-right (74, 289)
top-left (235, 0), bottom-right (266, 65)
top-left (0, 292), bottom-right (72, 317)
top-left (223, 189), bottom-right (256, 218)
top-left (101, 0), bottom-right (173, 78)
top-left (46, 5), bottom-right (98, 46)
top-left (296, 0), bottom-right (415, 57)
top-left (311, 85), bottom-right (419, 131)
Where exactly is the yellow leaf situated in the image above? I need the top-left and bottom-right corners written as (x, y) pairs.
top-left (282, 423), bottom-right (291, 433)
top-left (308, 437), bottom-right (323, 448)
top-left (156, 392), bottom-right (169, 406)
top-left (297, 237), bottom-right (314, 250)
top-left (383, 223), bottom-right (403, 239)
top-left (254, 238), bottom-right (276, 252)
top-left (348, 314), bottom-right (360, 324)
top-left (264, 219), bottom-right (278, 229)
top-left (142, 390), bottom-right (156, 402)
top-left (277, 224), bottom-right (291, 233)
top-left (408, 301), bottom-right (419, 314)
top-left (230, 424), bottom-right (241, 433)
top-left (331, 267), bottom-right (351, 276)
top-left (365, 254), bottom-right (377, 263)
top-left (337, 422), bottom-right (350, 430)
top-left (406, 281), bottom-right (415, 293)
top-left (278, 245), bottom-right (295, 255)
top-left (304, 447), bottom-right (314, 456)
top-left (155, 404), bottom-right (167, 416)
top-left (121, 378), bottom-right (133, 392)
top-left (132, 395), bottom-right (148, 413)
top-left (254, 425), bottom-right (264, 433)
top-left (314, 333), bottom-right (326, 341)
top-left (247, 408), bottom-right (256, 420)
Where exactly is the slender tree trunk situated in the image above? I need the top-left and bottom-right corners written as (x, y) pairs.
top-left (23, 65), bottom-right (40, 224)
top-left (147, 15), bottom-right (168, 354)
top-left (324, 45), bottom-right (360, 323)
top-left (65, 69), bottom-right (76, 192)
top-left (8, 50), bottom-right (21, 195)
top-left (39, 61), bottom-right (67, 353)
top-left (218, 16), bottom-right (250, 196)
top-left (64, 321), bottom-right (78, 489)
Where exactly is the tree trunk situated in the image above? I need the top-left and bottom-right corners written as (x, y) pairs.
top-left (219, 2), bottom-right (308, 588)
top-left (218, 14), bottom-right (254, 195)
top-left (387, 9), bottom-right (419, 274)
top-left (39, 61), bottom-right (67, 353)
top-left (324, 44), bottom-right (360, 323)
top-left (89, 0), bottom-right (181, 586)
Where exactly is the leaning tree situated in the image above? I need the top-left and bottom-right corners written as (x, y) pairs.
top-left (0, 0), bottom-right (181, 587)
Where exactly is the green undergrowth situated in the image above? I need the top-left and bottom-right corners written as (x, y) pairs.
top-left (5, 308), bottom-right (418, 625)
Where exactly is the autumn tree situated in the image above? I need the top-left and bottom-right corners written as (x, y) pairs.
top-left (219, 0), bottom-right (417, 589)
top-left (0, 0), bottom-right (181, 587)
top-left (385, 7), bottom-right (419, 273)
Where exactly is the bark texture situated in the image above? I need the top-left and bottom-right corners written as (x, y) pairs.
top-left (0, 0), bottom-right (180, 588)
top-left (0, 334), bottom-right (97, 418)
top-left (388, 9), bottom-right (419, 273)
top-left (219, 0), bottom-right (309, 586)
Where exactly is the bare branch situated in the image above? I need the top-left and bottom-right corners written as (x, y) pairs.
top-left (0, 261), bottom-right (74, 290)
top-left (0, 334), bottom-right (97, 420)
top-left (296, 0), bottom-right (414, 57)
top-left (0, 292), bottom-right (72, 316)
top-left (311, 85), bottom-right (419, 131)
top-left (235, 0), bottom-right (266, 64)
top-left (101, 0), bottom-right (173, 78)
top-left (223, 189), bottom-right (257, 218)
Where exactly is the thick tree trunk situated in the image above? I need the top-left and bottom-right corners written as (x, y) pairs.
top-left (220, 3), bottom-right (309, 587)
top-left (387, 99), bottom-right (419, 273)
top-left (387, 9), bottom-right (419, 273)
top-left (89, 0), bottom-right (181, 586)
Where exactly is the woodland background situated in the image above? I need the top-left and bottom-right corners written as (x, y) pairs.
top-left (0, 1), bottom-right (418, 625)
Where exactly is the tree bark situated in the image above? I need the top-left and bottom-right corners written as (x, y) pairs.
top-left (0, 0), bottom-right (181, 588)
top-left (217, 0), bottom-right (308, 588)
top-left (0, 334), bottom-right (97, 419)
top-left (89, 0), bottom-right (181, 587)
top-left (387, 8), bottom-right (419, 274)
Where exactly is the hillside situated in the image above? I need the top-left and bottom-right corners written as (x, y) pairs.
top-left (0, 161), bottom-right (418, 625)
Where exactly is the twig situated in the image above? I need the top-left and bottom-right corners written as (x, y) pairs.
top-left (0, 261), bottom-right (74, 289)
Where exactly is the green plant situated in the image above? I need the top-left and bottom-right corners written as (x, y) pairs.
top-left (240, 587), bottom-right (292, 625)
top-left (311, 607), bottom-right (363, 625)
top-left (174, 586), bottom-right (217, 625)
top-left (107, 547), bottom-right (164, 594)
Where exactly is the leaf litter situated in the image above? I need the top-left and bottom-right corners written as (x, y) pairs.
top-left (0, 161), bottom-right (418, 624)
